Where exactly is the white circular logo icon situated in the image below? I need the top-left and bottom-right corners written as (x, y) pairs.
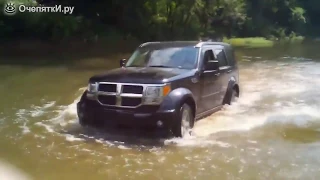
top-left (3, 1), bottom-right (17, 15)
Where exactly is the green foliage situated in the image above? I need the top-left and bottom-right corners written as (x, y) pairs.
top-left (223, 37), bottom-right (274, 48)
top-left (0, 0), bottom-right (319, 43)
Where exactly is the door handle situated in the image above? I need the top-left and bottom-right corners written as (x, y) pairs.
top-left (227, 70), bottom-right (232, 73)
top-left (214, 73), bottom-right (220, 76)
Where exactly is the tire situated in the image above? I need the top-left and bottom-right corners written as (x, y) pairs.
top-left (229, 89), bottom-right (238, 105)
top-left (223, 88), bottom-right (239, 105)
top-left (171, 103), bottom-right (195, 138)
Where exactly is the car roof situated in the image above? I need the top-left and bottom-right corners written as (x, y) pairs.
top-left (139, 41), bottom-right (231, 49)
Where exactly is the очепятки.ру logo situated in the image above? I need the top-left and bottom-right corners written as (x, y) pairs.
top-left (3, 1), bottom-right (17, 15)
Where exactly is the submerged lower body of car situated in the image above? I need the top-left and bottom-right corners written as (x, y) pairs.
top-left (77, 86), bottom-right (239, 137)
top-left (77, 99), bottom-right (177, 129)
top-left (77, 97), bottom-right (197, 137)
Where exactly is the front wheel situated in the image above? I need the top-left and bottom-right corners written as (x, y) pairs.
top-left (171, 103), bottom-right (194, 138)
top-left (223, 88), bottom-right (239, 105)
top-left (230, 89), bottom-right (238, 104)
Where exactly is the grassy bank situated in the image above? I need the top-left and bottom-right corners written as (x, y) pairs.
top-left (223, 36), bottom-right (305, 48)
top-left (223, 37), bottom-right (274, 47)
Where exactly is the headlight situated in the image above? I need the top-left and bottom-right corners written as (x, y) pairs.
top-left (143, 84), bottom-right (171, 104)
top-left (87, 82), bottom-right (98, 93)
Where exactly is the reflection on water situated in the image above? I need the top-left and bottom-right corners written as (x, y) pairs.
top-left (0, 44), bottom-right (320, 179)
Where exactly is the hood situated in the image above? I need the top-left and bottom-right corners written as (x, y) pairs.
top-left (89, 67), bottom-right (195, 84)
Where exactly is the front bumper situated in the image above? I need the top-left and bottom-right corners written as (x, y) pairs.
top-left (77, 100), bottom-right (177, 129)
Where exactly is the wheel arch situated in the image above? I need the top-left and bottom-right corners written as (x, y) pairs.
top-left (181, 96), bottom-right (196, 118)
top-left (159, 87), bottom-right (197, 117)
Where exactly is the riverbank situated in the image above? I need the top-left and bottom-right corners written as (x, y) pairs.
top-left (0, 36), bottom-right (312, 68)
top-left (0, 36), bottom-right (307, 56)
top-left (223, 36), bottom-right (305, 48)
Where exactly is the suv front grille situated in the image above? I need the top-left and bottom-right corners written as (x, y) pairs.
top-left (98, 84), bottom-right (116, 92)
top-left (96, 83), bottom-right (144, 108)
top-left (122, 85), bottom-right (143, 94)
top-left (121, 97), bottom-right (142, 106)
top-left (97, 95), bottom-right (116, 105)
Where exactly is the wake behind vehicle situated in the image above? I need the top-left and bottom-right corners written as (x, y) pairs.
top-left (77, 41), bottom-right (240, 137)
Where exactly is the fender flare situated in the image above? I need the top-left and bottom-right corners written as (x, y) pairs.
top-left (158, 87), bottom-right (197, 117)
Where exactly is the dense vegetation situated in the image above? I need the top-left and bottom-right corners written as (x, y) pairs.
top-left (0, 0), bottom-right (319, 43)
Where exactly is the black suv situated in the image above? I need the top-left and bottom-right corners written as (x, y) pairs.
top-left (77, 41), bottom-right (240, 137)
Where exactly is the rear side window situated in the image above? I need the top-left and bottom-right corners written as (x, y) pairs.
top-left (231, 49), bottom-right (236, 66)
top-left (214, 49), bottom-right (228, 67)
top-left (226, 48), bottom-right (236, 66)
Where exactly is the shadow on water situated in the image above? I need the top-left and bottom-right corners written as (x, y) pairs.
top-left (58, 123), bottom-right (172, 148)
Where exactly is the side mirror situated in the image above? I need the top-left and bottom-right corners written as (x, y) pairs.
top-left (120, 59), bottom-right (127, 67)
top-left (204, 60), bottom-right (219, 71)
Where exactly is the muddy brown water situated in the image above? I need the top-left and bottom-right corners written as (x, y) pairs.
top-left (0, 44), bottom-right (320, 180)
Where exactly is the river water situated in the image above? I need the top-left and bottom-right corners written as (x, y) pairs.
top-left (0, 43), bottom-right (320, 180)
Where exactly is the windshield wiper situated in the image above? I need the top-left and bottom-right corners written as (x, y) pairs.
top-left (148, 65), bottom-right (174, 68)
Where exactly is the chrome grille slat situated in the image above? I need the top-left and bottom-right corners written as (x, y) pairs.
top-left (116, 83), bottom-right (122, 106)
top-left (98, 92), bottom-right (117, 96)
top-left (120, 93), bottom-right (143, 98)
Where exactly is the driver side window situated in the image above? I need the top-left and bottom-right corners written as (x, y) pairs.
top-left (202, 49), bottom-right (215, 70)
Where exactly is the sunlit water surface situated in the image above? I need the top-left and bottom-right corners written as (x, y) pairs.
top-left (0, 45), bottom-right (320, 180)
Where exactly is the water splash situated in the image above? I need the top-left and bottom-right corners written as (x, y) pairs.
top-left (13, 59), bottom-right (320, 148)
top-left (0, 160), bottom-right (31, 180)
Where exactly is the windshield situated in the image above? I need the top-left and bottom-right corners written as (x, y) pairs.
top-left (125, 46), bottom-right (199, 69)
